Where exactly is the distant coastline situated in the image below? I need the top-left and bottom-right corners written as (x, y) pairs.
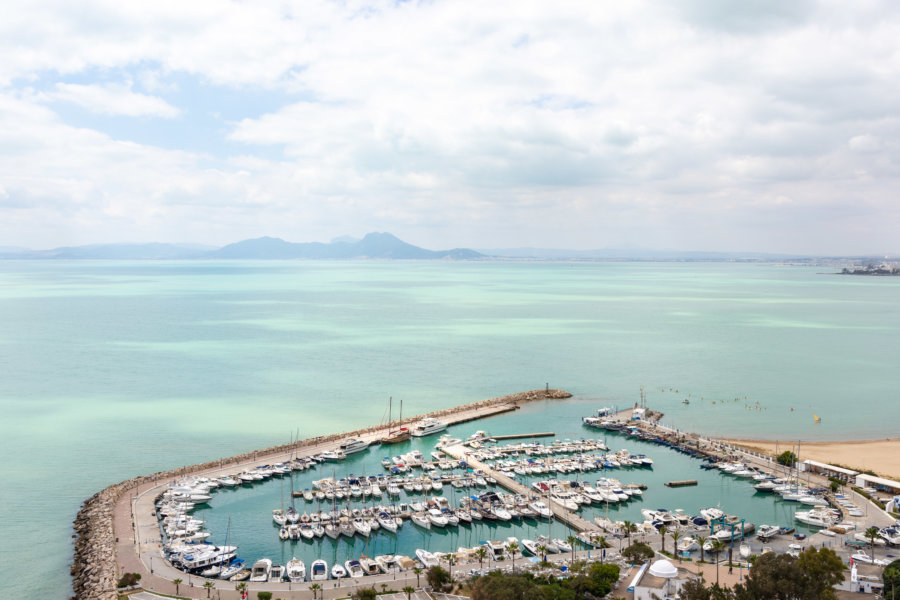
top-left (840, 264), bottom-right (900, 275)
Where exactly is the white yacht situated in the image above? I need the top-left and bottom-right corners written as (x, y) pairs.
top-left (528, 500), bottom-right (553, 518)
top-left (249, 558), bottom-right (272, 582)
top-left (416, 549), bottom-right (440, 567)
top-left (411, 417), bottom-right (448, 437)
top-left (377, 512), bottom-right (398, 532)
top-left (411, 512), bottom-right (431, 529)
top-left (345, 559), bottom-right (365, 578)
top-left (676, 536), bottom-right (699, 553)
top-left (331, 563), bottom-right (347, 579)
top-left (269, 564), bottom-right (285, 582)
top-left (310, 559), bottom-right (329, 581)
top-left (794, 507), bottom-right (838, 528)
top-left (321, 449), bottom-right (346, 462)
top-left (286, 558), bottom-right (306, 582)
top-left (339, 438), bottom-right (370, 455)
top-left (427, 508), bottom-right (449, 527)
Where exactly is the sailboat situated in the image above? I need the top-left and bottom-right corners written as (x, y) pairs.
top-left (381, 397), bottom-right (411, 444)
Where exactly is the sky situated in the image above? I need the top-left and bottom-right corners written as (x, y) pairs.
top-left (1, 0), bottom-right (899, 254)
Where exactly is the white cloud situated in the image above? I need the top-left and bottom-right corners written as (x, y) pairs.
top-left (50, 82), bottom-right (179, 118)
top-left (1, 0), bottom-right (900, 253)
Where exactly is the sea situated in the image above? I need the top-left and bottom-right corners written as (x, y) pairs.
top-left (0, 260), bottom-right (898, 599)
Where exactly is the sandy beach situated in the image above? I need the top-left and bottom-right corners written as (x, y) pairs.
top-left (724, 437), bottom-right (900, 481)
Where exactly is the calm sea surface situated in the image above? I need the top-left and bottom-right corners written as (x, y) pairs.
top-left (1, 260), bottom-right (898, 598)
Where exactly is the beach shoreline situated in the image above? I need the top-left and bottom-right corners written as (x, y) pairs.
top-left (722, 436), bottom-right (900, 481)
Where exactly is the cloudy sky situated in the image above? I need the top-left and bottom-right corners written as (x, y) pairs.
top-left (2, 0), bottom-right (899, 254)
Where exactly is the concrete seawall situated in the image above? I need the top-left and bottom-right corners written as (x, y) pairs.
top-left (71, 388), bottom-right (571, 600)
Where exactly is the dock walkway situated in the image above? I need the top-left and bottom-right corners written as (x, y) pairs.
top-left (440, 444), bottom-right (597, 533)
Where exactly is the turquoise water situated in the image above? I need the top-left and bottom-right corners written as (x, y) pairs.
top-left (0, 260), bottom-right (898, 598)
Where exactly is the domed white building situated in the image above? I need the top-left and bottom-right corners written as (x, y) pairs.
top-left (630, 558), bottom-right (698, 600)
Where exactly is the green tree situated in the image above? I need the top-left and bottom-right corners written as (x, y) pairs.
top-left (710, 540), bottom-right (726, 586)
top-left (413, 567), bottom-right (422, 587)
top-left (204, 579), bottom-right (214, 597)
top-left (309, 583), bottom-right (321, 600)
top-left (866, 526), bottom-right (880, 560)
top-left (659, 525), bottom-right (668, 555)
top-left (697, 536), bottom-right (708, 563)
top-left (506, 540), bottom-right (519, 572)
top-left (537, 544), bottom-right (548, 563)
top-left (777, 451), bottom-right (797, 467)
top-left (671, 530), bottom-right (682, 560)
top-left (567, 535), bottom-right (578, 564)
top-left (474, 546), bottom-right (488, 571)
top-left (402, 586), bottom-right (415, 600)
top-left (621, 542), bottom-right (654, 564)
top-left (426, 565), bottom-right (451, 591)
top-left (730, 547), bottom-right (844, 600)
top-left (677, 578), bottom-right (735, 600)
top-left (883, 559), bottom-right (900, 600)
top-left (173, 577), bottom-right (183, 596)
top-left (381, 583), bottom-right (388, 594)
top-left (358, 587), bottom-right (377, 600)
top-left (257, 592), bottom-right (273, 600)
top-left (622, 520), bottom-right (637, 544)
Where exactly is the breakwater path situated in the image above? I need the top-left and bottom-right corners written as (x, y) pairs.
top-left (73, 389), bottom-right (571, 600)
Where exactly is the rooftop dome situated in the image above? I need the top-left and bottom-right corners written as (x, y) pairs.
top-left (648, 559), bottom-right (678, 579)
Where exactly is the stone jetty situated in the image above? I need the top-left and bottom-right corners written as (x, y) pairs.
top-left (71, 388), bottom-right (570, 600)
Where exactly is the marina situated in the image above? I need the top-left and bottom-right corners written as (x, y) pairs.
top-left (97, 390), bottom-right (899, 599)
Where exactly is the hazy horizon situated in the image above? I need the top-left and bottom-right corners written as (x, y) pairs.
top-left (3, 2), bottom-right (900, 254)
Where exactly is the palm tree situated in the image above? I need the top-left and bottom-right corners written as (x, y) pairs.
top-left (506, 541), bottom-right (519, 572)
top-left (711, 540), bottom-right (726, 585)
top-left (173, 578), bottom-right (183, 596)
top-left (474, 547), bottom-right (487, 571)
top-left (866, 526), bottom-right (880, 560)
top-left (381, 583), bottom-right (388, 594)
top-left (310, 583), bottom-right (321, 600)
top-left (204, 580), bottom-right (214, 597)
top-left (671, 531), bottom-right (682, 561)
top-left (537, 544), bottom-right (548, 563)
top-left (567, 535), bottom-right (578, 564)
top-left (413, 566), bottom-right (422, 587)
top-left (403, 585), bottom-right (415, 600)
top-left (659, 526), bottom-right (668, 554)
top-left (596, 535), bottom-right (608, 564)
top-left (235, 582), bottom-right (248, 595)
top-left (623, 520), bottom-right (635, 545)
top-left (697, 536), bottom-right (708, 563)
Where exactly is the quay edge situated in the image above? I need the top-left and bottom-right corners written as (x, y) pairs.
top-left (70, 388), bottom-right (571, 600)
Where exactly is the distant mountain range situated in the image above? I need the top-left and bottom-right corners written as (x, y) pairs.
top-left (0, 234), bottom-right (887, 262)
top-left (0, 233), bottom-right (483, 260)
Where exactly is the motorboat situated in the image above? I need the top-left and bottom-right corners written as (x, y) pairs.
top-left (553, 538), bottom-right (572, 553)
top-left (794, 507), bottom-right (838, 528)
top-left (428, 508), bottom-right (449, 527)
top-left (700, 507), bottom-right (725, 521)
top-left (229, 569), bottom-right (250, 581)
top-left (359, 556), bottom-right (381, 575)
top-left (528, 500), bottom-right (554, 518)
top-left (249, 558), bottom-right (272, 582)
top-left (483, 540), bottom-right (506, 560)
top-left (756, 524), bottom-right (780, 540)
top-left (375, 555), bottom-right (401, 573)
top-left (739, 544), bottom-right (751, 558)
top-left (854, 532), bottom-right (886, 546)
top-left (345, 560), bottom-right (365, 578)
top-left (339, 438), bottom-right (371, 455)
top-left (416, 549), bottom-right (440, 567)
top-left (310, 559), bottom-right (329, 581)
top-left (377, 512), bottom-right (398, 532)
top-left (269, 564), bottom-right (285, 582)
top-left (411, 513), bottom-right (431, 529)
top-left (321, 450), bottom-right (346, 462)
top-left (521, 539), bottom-right (540, 556)
top-left (851, 550), bottom-right (889, 566)
top-left (676, 536), bottom-right (699, 553)
top-left (331, 563), bottom-right (347, 579)
top-left (286, 558), bottom-right (306, 582)
top-left (411, 417), bottom-right (448, 437)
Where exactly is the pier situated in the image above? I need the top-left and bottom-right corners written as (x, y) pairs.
top-left (490, 431), bottom-right (555, 440)
top-left (439, 443), bottom-right (597, 533)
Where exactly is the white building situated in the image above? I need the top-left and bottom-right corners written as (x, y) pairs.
top-left (855, 473), bottom-right (900, 494)
top-left (629, 559), bottom-right (699, 600)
